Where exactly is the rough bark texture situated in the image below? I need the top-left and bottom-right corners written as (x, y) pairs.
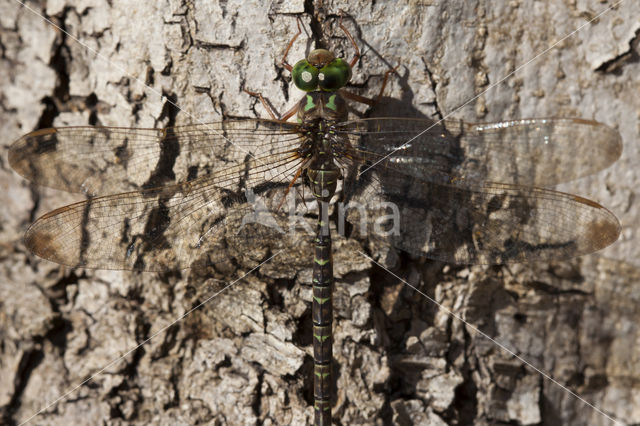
top-left (1, 0), bottom-right (639, 425)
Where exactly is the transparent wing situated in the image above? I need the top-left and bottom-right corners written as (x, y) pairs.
top-left (22, 150), bottom-right (309, 271)
top-left (9, 120), bottom-right (303, 196)
top-left (13, 116), bottom-right (621, 270)
top-left (342, 158), bottom-right (620, 264)
top-left (335, 117), bottom-right (622, 187)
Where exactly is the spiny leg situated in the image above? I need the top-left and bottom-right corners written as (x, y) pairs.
top-left (244, 89), bottom-right (299, 121)
top-left (244, 17), bottom-right (305, 121)
top-left (338, 10), bottom-right (360, 67)
top-left (336, 11), bottom-right (398, 106)
top-left (281, 17), bottom-right (303, 72)
top-left (276, 165), bottom-right (305, 210)
top-left (339, 64), bottom-right (400, 106)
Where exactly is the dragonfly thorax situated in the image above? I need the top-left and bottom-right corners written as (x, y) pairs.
top-left (296, 92), bottom-right (347, 124)
top-left (295, 92), bottom-right (346, 202)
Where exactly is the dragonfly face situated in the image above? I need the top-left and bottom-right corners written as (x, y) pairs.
top-left (292, 48), bottom-right (353, 92)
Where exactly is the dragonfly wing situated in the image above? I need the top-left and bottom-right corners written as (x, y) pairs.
top-left (23, 153), bottom-right (306, 271)
top-left (336, 117), bottom-right (621, 187)
top-left (343, 168), bottom-right (620, 264)
top-left (8, 120), bottom-right (302, 196)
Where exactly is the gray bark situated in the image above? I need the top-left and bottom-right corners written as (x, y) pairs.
top-left (1, 0), bottom-right (639, 425)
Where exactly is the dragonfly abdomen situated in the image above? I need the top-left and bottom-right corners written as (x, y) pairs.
top-left (312, 216), bottom-right (333, 425)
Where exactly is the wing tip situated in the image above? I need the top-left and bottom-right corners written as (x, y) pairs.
top-left (24, 224), bottom-right (66, 266)
top-left (591, 216), bottom-right (622, 251)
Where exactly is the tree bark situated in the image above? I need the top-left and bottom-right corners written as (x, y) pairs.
top-left (1, 0), bottom-right (638, 425)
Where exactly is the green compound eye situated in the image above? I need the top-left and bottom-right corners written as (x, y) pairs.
top-left (292, 59), bottom-right (319, 91)
top-left (318, 58), bottom-right (352, 92)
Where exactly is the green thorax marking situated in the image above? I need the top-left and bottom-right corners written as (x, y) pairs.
top-left (326, 94), bottom-right (337, 111)
top-left (304, 94), bottom-right (316, 111)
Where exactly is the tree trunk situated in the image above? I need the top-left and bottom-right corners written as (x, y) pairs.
top-left (1, 0), bottom-right (638, 424)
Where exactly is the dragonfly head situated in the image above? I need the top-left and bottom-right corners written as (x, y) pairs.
top-left (292, 49), bottom-right (352, 92)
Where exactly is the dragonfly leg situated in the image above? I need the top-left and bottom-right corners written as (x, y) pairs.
top-left (244, 89), bottom-right (279, 119)
top-left (338, 10), bottom-right (361, 68)
top-left (281, 17), bottom-right (303, 72)
top-left (338, 64), bottom-right (399, 106)
top-left (374, 64), bottom-right (400, 101)
top-left (246, 17), bottom-right (304, 118)
top-left (279, 103), bottom-right (300, 122)
top-left (244, 89), bottom-right (300, 122)
top-left (276, 165), bottom-right (304, 210)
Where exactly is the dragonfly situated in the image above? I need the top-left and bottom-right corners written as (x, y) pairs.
top-left (8, 15), bottom-right (621, 426)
